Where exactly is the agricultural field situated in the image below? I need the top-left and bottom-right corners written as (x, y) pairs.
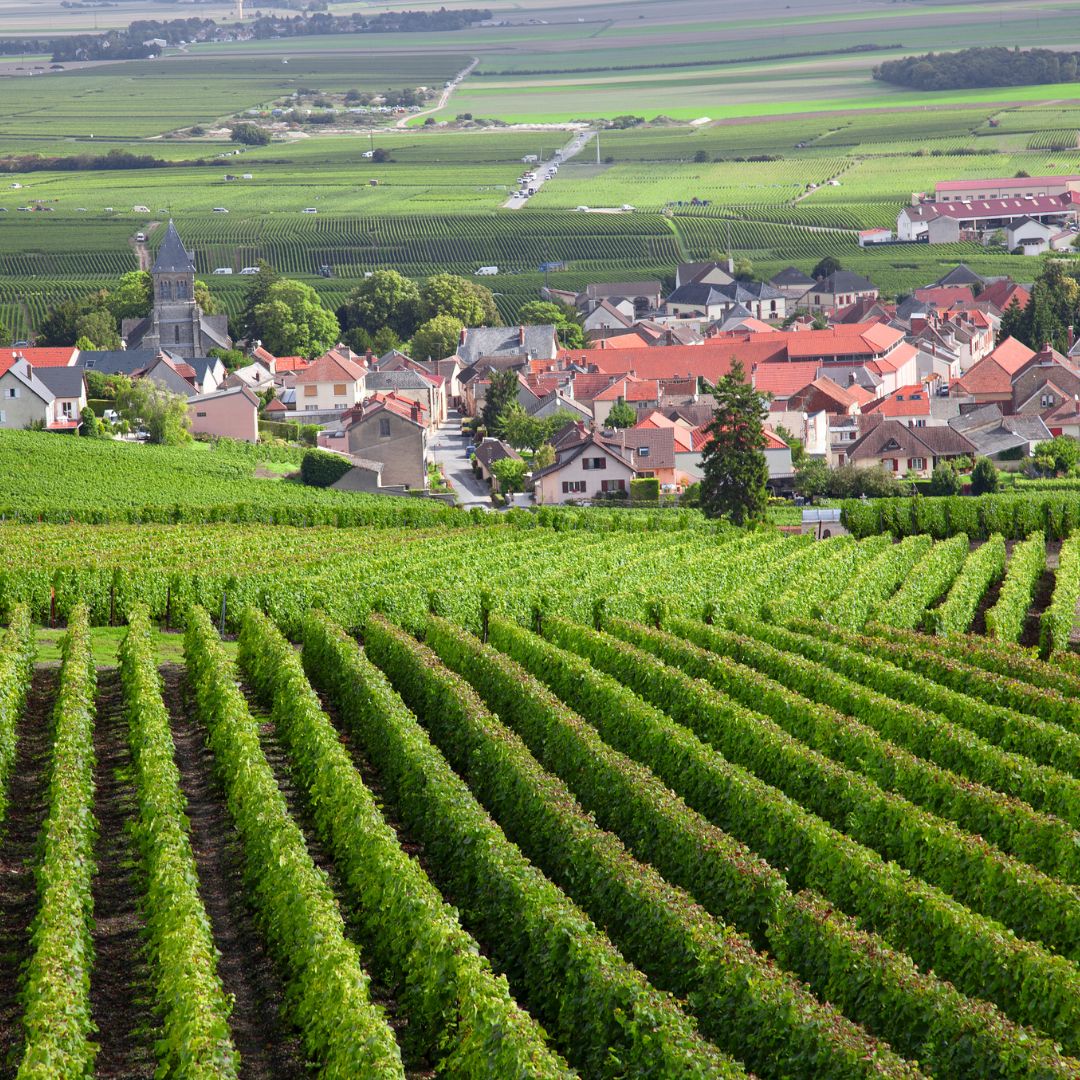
top-left (7, 513), bottom-right (1080, 1075)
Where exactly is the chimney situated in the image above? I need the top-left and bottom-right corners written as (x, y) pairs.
top-left (459, 327), bottom-right (467, 346)
top-left (1070, 325), bottom-right (1075, 350)
top-left (911, 315), bottom-right (927, 333)
top-left (518, 325), bottom-right (526, 345)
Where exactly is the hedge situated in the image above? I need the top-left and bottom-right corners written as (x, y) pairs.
top-left (299, 448), bottom-right (355, 488)
top-left (301, 611), bottom-right (742, 1080)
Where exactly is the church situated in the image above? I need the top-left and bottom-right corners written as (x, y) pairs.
top-left (121, 222), bottom-right (232, 359)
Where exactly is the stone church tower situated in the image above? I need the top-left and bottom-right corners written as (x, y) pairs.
top-left (121, 222), bottom-right (231, 359)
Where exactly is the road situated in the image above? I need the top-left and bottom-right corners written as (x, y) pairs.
top-left (396, 58), bottom-right (478, 129)
top-left (503, 129), bottom-right (594, 209)
top-left (428, 411), bottom-right (491, 508)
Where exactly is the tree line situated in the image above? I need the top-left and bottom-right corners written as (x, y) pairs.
top-left (874, 47), bottom-right (1080, 91)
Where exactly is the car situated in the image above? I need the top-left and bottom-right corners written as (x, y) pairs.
top-left (528, 187), bottom-right (536, 195)
top-left (212, 207), bottom-right (229, 213)
top-left (621, 204), bottom-right (635, 212)
top-left (302, 207), bottom-right (318, 213)
top-left (318, 264), bottom-right (333, 278)
top-left (212, 267), bottom-right (233, 275)
top-left (239, 266), bottom-right (260, 275)
top-left (574, 205), bottom-right (590, 212)
top-left (134, 232), bottom-right (146, 242)
top-left (102, 409), bottom-right (119, 423)
top-left (12, 340), bottom-right (29, 348)
top-left (0, 208), bottom-right (6, 212)
top-left (103, 206), bottom-right (114, 212)
top-left (465, 444), bottom-right (477, 456)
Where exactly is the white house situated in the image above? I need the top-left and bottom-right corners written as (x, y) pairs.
top-left (532, 434), bottom-right (637, 504)
top-left (293, 350), bottom-right (367, 412)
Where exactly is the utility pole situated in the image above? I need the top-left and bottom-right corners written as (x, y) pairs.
top-left (596, 132), bottom-right (600, 165)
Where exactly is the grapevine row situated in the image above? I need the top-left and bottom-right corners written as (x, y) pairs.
top-left (375, 613), bottom-right (916, 1080)
top-left (1041, 535), bottom-right (1080, 657)
top-left (822, 534), bottom-right (931, 630)
top-left (535, 614), bottom-right (1080, 1052)
top-left (234, 609), bottom-right (576, 1080)
top-left (986, 532), bottom-right (1046, 643)
top-left (0, 602), bottom-right (34, 825)
top-left (183, 605), bottom-right (406, 1078)
top-left (118, 606), bottom-right (239, 1078)
top-left (482, 612), bottom-right (1080, 1080)
top-left (875, 533), bottom-right (969, 629)
top-left (925, 533), bottom-right (1006, 635)
top-left (17, 605), bottom-right (97, 1079)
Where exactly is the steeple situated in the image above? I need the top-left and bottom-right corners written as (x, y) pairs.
top-left (151, 221), bottom-right (195, 275)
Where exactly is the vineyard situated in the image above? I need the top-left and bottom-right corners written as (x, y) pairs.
top-left (4, 521), bottom-right (1080, 1077)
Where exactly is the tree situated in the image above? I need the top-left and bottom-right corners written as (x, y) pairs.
top-left (1003, 260), bottom-right (1080, 353)
top-left (929, 459), bottom-right (962, 495)
top-left (490, 456), bottom-right (527, 494)
top-left (35, 299), bottom-right (83, 346)
top-left (237, 263), bottom-right (281, 341)
top-left (1034, 435), bottom-right (1080, 475)
top-left (105, 270), bottom-right (152, 323)
top-left (732, 257), bottom-right (754, 281)
top-left (419, 273), bottom-right (498, 326)
top-left (693, 149), bottom-right (710, 163)
top-left (518, 299), bottom-right (585, 349)
top-left (208, 347), bottom-right (246, 371)
top-left (337, 269), bottom-right (420, 340)
top-left (773, 423), bottom-right (805, 464)
top-left (371, 147), bottom-right (392, 163)
top-left (698, 360), bottom-right (770, 525)
top-left (482, 368), bottom-right (520, 434)
top-left (997, 295), bottom-right (1026, 344)
top-left (230, 122), bottom-right (271, 146)
top-left (410, 314), bottom-right (465, 361)
top-left (116, 378), bottom-right (190, 445)
top-left (194, 280), bottom-right (221, 315)
top-left (250, 279), bottom-right (340, 358)
top-left (812, 255), bottom-right (842, 279)
top-left (970, 456), bottom-right (1000, 494)
top-left (794, 457), bottom-right (830, 499)
top-left (606, 400), bottom-right (637, 429)
top-left (75, 308), bottom-right (120, 350)
top-left (79, 405), bottom-right (106, 438)
top-left (533, 442), bottom-right (555, 470)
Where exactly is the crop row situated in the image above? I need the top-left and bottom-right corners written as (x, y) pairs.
top-left (823, 534), bottom-right (931, 630)
top-left (481, 611), bottom-right (1080, 1079)
top-left (925, 534), bottom-right (1006, 635)
top-left (118, 606), bottom-right (239, 1077)
top-left (300, 610), bottom-right (739, 1078)
top-left (986, 532), bottom-right (1046, 643)
top-left (183, 605), bottom-right (406, 1077)
top-left (536, 614), bottom-right (1080, 1052)
top-left (16, 605), bottom-right (97, 1078)
top-left (0, 602), bottom-right (33, 825)
top-left (235, 608), bottom-right (574, 1078)
top-left (875, 533), bottom-right (970, 629)
top-left (1041, 535), bottom-right (1080, 657)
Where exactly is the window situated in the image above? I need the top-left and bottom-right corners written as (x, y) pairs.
top-left (582, 456), bottom-right (607, 471)
top-left (638, 471), bottom-right (655, 479)
top-left (304, 404), bottom-right (319, 412)
top-left (304, 385), bottom-right (318, 398)
top-left (1042, 394), bottom-right (1056, 407)
top-left (379, 418), bottom-right (391, 438)
top-left (61, 401), bottom-right (73, 417)
top-left (913, 419), bottom-right (926, 428)
top-left (637, 446), bottom-right (650, 458)
top-left (196, 410), bottom-right (207, 418)
top-left (4, 387), bottom-right (17, 399)
top-left (601, 478), bottom-right (626, 493)
top-left (910, 457), bottom-right (925, 471)
top-left (174, 326), bottom-right (181, 344)
top-left (561, 480), bottom-right (587, 494)
top-left (333, 383), bottom-right (347, 396)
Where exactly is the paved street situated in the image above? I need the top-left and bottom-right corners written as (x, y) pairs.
top-left (503, 129), bottom-right (594, 209)
top-left (429, 411), bottom-right (491, 508)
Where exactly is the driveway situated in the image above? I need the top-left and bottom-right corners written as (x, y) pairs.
top-left (429, 411), bottom-right (491, 508)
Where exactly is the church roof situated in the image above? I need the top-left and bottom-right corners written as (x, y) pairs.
top-left (152, 221), bottom-right (195, 274)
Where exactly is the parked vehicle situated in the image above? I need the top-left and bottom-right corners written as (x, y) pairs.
top-left (239, 266), bottom-right (260, 274)
top-left (212, 267), bottom-right (233, 275)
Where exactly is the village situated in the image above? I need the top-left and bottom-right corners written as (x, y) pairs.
top-left (0, 191), bottom-right (1073, 509)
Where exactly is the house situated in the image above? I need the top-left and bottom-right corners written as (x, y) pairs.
top-left (582, 299), bottom-right (635, 335)
top-left (952, 336), bottom-right (1038, 407)
top-left (664, 280), bottom-right (787, 321)
top-left (950, 404), bottom-right (1051, 461)
top-left (472, 437), bottom-right (521, 486)
top-left (294, 350), bottom-right (367, 413)
top-left (802, 271), bottom-right (878, 314)
top-left (133, 352), bottom-right (199, 396)
top-left (187, 384), bottom-right (259, 442)
top-left (769, 267), bottom-right (817, 304)
top-left (1006, 217), bottom-right (1056, 255)
top-left (864, 384), bottom-right (934, 427)
top-left (188, 356), bottom-right (225, 395)
top-left (858, 228), bottom-right (893, 246)
top-left (978, 279), bottom-right (1030, 314)
top-left (335, 392), bottom-right (430, 488)
top-left (675, 261), bottom-right (735, 289)
top-left (75, 348), bottom-right (164, 378)
top-left (591, 375), bottom-right (662, 424)
top-left (933, 264), bottom-right (987, 289)
top-left (935, 174), bottom-right (1080, 201)
top-left (846, 419), bottom-right (975, 478)
top-left (899, 195), bottom-right (1077, 242)
top-left (366, 366), bottom-right (446, 425)
top-left (600, 426), bottom-right (684, 490)
top-left (456, 325), bottom-right (558, 366)
top-left (35, 367), bottom-right (87, 429)
top-left (226, 357), bottom-right (276, 391)
top-left (575, 281), bottom-right (662, 319)
top-left (0, 355), bottom-right (82, 431)
top-left (785, 376), bottom-right (862, 417)
top-left (532, 433), bottom-right (637, 504)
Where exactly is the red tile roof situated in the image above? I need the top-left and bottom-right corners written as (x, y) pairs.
top-left (6, 346), bottom-right (78, 368)
top-left (914, 285), bottom-right (975, 307)
top-left (987, 336), bottom-right (1037, 375)
top-left (594, 376), bottom-right (660, 402)
top-left (569, 341), bottom-right (785, 383)
top-left (568, 372), bottom-right (619, 401)
top-left (296, 350), bottom-right (366, 384)
top-left (751, 361), bottom-right (820, 398)
top-left (273, 355), bottom-right (310, 372)
top-left (865, 384), bottom-right (932, 417)
top-left (978, 280), bottom-right (1031, 312)
top-left (937, 175), bottom-right (1080, 193)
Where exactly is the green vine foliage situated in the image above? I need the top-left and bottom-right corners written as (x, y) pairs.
top-left (183, 606), bottom-right (405, 1079)
top-left (234, 608), bottom-right (575, 1080)
top-left (119, 606), bottom-right (239, 1078)
top-left (17, 605), bottom-right (97, 1080)
top-left (0, 602), bottom-right (34, 826)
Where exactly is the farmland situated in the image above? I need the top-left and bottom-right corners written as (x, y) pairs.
top-left (7, 511), bottom-right (1080, 1075)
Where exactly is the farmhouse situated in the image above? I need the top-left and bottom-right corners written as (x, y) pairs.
top-left (934, 175), bottom-right (1080, 201)
top-left (898, 195), bottom-right (1078, 242)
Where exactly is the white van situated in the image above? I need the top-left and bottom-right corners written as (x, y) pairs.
top-left (302, 207), bottom-right (318, 213)
top-left (474, 266), bottom-right (498, 276)
top-left (239, 266), bottom-right (259, 275)
top-left (134, 232), bottom-right (146, 242)
top-left (212, 267), bottom-right (233, 275)
top-left (212, 206), bottom-right (229, 213)
top-left (133, 204), bottom-right (150, 213)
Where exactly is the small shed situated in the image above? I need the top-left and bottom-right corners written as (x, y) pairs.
top-left (801, 507), bottom-right (848, 540)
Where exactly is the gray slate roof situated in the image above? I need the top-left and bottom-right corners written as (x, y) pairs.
top-left (152, 221), bottom-right (196, 274)
top-left (367, 369), bottom-right (433, 391)
top-left (457, 325), bottom-right (556, 366)
top-left (770, 266), bottom-right (816, 287)
top-left (35, 367), bottom-right (85, 398)
top-left (75, 349), bottom-right (161, 376)
top-left (815, 270), bottom-right (877, 294)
